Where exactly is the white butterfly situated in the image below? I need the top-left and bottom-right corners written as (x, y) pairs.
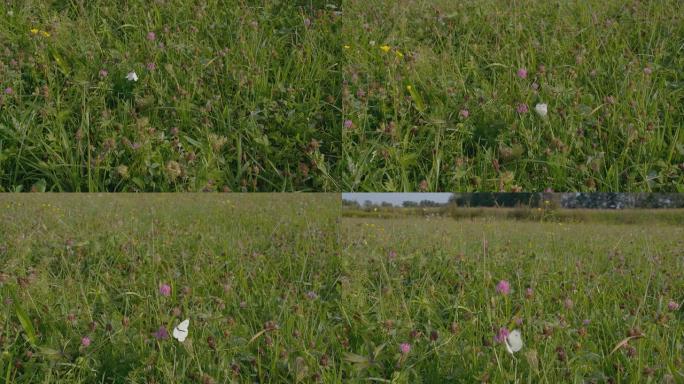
top-left (173, 319), bottom-right (189, 342)
top-left (534, 103), bottom-right (548, 117)
top-left (505, 329), bottom-right (523, 354)
top-left (126, 71), bottom-right (138, 82)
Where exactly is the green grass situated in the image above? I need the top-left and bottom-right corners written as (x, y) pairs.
top-left (341, 0), bottom-right (684, 192)
top-left (3, 0), bottom-right (683, 192)
top-left (0, 1), bottom-right (341, 192)
top-left (2, 196), bottom-right (682, 382)
top-left (343, 205), bottom-right (684, 225)
top-left (341, 215), bottom-right (684, 382)
top-left (0, 194), bottom-right (342, 382)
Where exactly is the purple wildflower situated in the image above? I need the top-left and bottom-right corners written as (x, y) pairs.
top-left (517, 68), bottom-right (528, 79)
top-left (154, 326), bottom-right (169, 340)
top-left (516, 103), bottom-right (529, 114)
top-left (668, 301), bottom-right (679, 311)
top-left (496, 280), bottom-right (511, 296)
top-left (494, 327), bottom-right (509, 343)
top-left (147, 31), bottom-right (156, 41)
top-left (399, 342), bottom-right (411, 354)
top-left (81, 336), bottom-right (91, 347)
top-left (159, 283), bottom-right (171, 296)
top-left (525, 287), bottom-right (534, 298)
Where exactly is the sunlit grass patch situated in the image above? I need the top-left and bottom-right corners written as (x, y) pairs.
top-left (0, 1), bottom-right (342, 191)
top-left (341, 0), bottom-right (684, 192)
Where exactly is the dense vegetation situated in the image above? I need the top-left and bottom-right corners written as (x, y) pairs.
top-left (0, 1), bottom-right (341, 191)
top-left (342, 0), bottom-right (684, 191)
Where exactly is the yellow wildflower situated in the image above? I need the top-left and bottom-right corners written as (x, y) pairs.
top-left (30, 28), bottom-right (39, 35)
top-left (41, 31), bottom-right (50, 37)
top-left (380, 45), bottom-right (391, 53)
top-left (406, 85), bottom-right (412, 91)
top-left (395, 50), bottom-right (404, 58)
top-left (343, 45), bottom-right (351, 49)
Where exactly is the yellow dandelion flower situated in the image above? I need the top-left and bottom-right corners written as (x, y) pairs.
top-left (343, 45), bottom-right (351, 49)
top-left (30, 28), bottom-right (39, 35)
top-left (41, 31), bottom-right (50, 37)
top-left (380, 45), bottom-right (391, 53)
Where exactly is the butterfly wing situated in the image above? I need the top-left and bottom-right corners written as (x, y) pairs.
top-left (173, 319), bottom-right (190, 342)
top-left (505, 330), bottom-right (523, 353)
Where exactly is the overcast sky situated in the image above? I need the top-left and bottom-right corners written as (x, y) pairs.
top-left (342, 193), bottom-right (453, 206)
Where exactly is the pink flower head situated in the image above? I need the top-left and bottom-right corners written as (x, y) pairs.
top-left (399, 342), bottom-right (411, 354)
top-left (643, 67), bottom-right (652, 75)
top-left (525, 287), bottom-right (534, 299)
top-left (81, 336), bottom-right (91, 347)
top-left (305, 291), bottom-right (318, 300)
top-left (517, 68), bottom-right (528, 79)
top-left (4, 87), bottom-right (13, 95)
top-left (459, 109), bottom-right (470, 119)
top-left (147, 31), bottom-right (156, 41)
top-left (516, 103), bottom-right (529, 114)
top-left (343, 120), bottom-right (353, 129)
top-left (154, 326), bottom-right (169, 340)
top-left (159, 283), bottom-right (171, 296)
top-left (99, 69), bottom-right (108, 78)
top-left (668, 300), bottom-right (679, 311)
top-left (388, 250), bottom-right (397, 260)
top-left (494, 327), bottom-right (509, 343)
top-left (146, 62), bottom-right (156, 71)
top-left (496, 280), bottom-right (511, 295)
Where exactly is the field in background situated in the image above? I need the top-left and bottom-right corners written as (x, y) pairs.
top-left (342, 0), bottom-right (684, 192)
top-left (341, 216), bottom-right (684, 382)
top-left (0, 1), bottom-right (341, 192)
top-left (342, 205), bottom-right (684, 225)
top-left (0, 194), bottom-right (343, 382)
top-left (0, 196), bottom-right (682, 382)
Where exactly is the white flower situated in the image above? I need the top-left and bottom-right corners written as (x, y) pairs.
top-left (534, 103), bottom-right (548, 117)
top-left (126, 71), bottom-right (138, 82)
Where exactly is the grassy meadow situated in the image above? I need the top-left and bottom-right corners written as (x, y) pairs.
top-left (341, 0), bottom-right (684, 192)
top-left (0, 1), bottom-right (341, 192)
top-left (0, 194), bottom-right (344, 383)
top-left (340, 214), bottom-right (684, 382)
top-left (2, 196), bottom-right (682, 382)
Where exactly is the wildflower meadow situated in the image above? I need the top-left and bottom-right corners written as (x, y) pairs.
top-left (2, 194), bottom-right (683, 382)
top-left (0, 194), bottom-right (342, 382)
top-left (341, 210), bottom-right (684, 382)
top-left (341, 0), bottom-right (684, 192)
top-left (0, 1), bottom-right (341, 192)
